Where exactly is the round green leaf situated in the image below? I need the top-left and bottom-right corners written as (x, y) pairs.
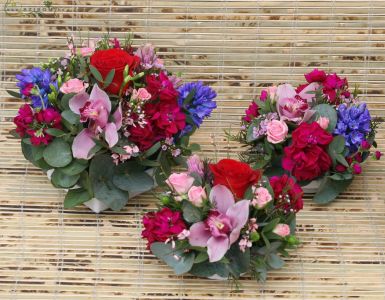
top-left (60, 159), bottom-right (88, 176)
top-left (51, 169), bottom-right (80, 188)
top-left (64, 188), bottom-right (92, 208)
top-left (313, 104), bottom-right (337, 132)
top-left (43, 139), bottom-right (72, 168)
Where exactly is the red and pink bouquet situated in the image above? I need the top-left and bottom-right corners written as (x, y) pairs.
top-left (236, 69), bottom-right (382, 204)
top-left (10, 35), bottom-right (217, 212)
top-left (142, 156), bottom-right (302, 281)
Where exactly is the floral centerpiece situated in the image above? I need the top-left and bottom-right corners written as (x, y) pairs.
top-left (10, 35), bottom-right (217, 212)
top-left (234, 69), bottom-right (382, 204)
top-left (142, 156), bottom-right (302, 281)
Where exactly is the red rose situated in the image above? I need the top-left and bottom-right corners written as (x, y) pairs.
top-left (90, 48), bottom-right (140, 95)
top-left (209, 159), bottom-right (262, 199)
top-left (283, 144), bottom-right (332, 181)
top-left (269, 174), bottom-right (304, 212)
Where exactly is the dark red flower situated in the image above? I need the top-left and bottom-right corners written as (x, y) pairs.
top-left (145, 72), bottom-right (179, 103)
top-left (90, 48), bottom-right (140, 95)
top-left (243, 101), bottom-right (259, 122)
top-left (209, 159), bottom-right (262, 199)
top-left (14, 104), bottom-right (34, 137)
top-left (141, 207), bottom-right (186, 249)
top-left (269, 174), bottom-right (304, 212)
top-left (290, 122), bottom-right (333, 149)
top-left (128, 122), bottom-right (158, 151)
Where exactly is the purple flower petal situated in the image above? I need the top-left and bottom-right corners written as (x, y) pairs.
top-left (188, 222), bottom-right (211, 247)
top-left (207, 236), bottom-right (229, 262)
top-left (276, 83), bottom-right (296, 100)
top-left (72, 129), bottom-right (96, 160)
top-left (299, 82), bottom-right (319, 102)
top-left (226, 200), bottom-right (250, 244)
top-left (89, 84), bottom-right (111, 113)
top-left (113, 103), bottom-right (122, 130)
top-left (69, 92), bottom-right (89, 114)
top-left (104, 122), bottom-right (119, 148)
top-left (209, 185), bottom-right (235, 214)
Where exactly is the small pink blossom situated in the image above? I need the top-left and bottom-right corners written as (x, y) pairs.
top-left (248, 218), bottom-right (258, 232)
top-left (187, 154), bottom-right (204, 177)
top-left (317, 116), bottom-right (330, 130)
top-left (266, 119), bottom-right (288, 144)
top-left (239, 237), bottom-right (252, 252)
top-left (80, 39), bottom-right (96, 56)
top-left (187, 186), bottom-right (207, 207)
top-left (177, 229), bottom-right (190, 240)
top-left (166, 173), bottom-right (195, 194)
top-left (60, 78), bottom-right (88, 94)
top-left (251, 187), bottom-right (273, 209)
top-left (132, 88), bottom-right (152, 101)
top-left (273, 224), bottom-right (290, 237)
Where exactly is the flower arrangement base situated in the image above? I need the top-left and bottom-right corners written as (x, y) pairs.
top-left (47, 168), bottom-right (156, 213)
top-left (301, 179), bottom-right (322, 194)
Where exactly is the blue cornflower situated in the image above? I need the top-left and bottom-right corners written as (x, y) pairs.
top-left (334, 103), bottom-right (371, 153)
top-left (16, 67), bottom-right (54, 109)
top-left (178, 81), bottom-right (217, 131)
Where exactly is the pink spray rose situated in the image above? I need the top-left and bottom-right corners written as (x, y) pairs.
top-left (166, 172), bottom-right (195, 194)
top-left (317, 116), bottom-right (330, 130)
top-left (187, 154), bottom-right (204, 177)
top-left (251, 186), bottom-right (273, 208)
top-left (132, 88), bottom-right (152, 101)
top-left (60, 78), bottom-right (88, 94)
top-left (187, 186), bottom-right (207, 207)
top-left (266, 119), bottom-right (288, 144)
top-left (273, 224), bottom-right (290, 237)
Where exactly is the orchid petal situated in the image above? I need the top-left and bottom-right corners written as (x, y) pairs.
top-left (207, 236), bottom-right (229, 262)
top-left (299, 82), bottom-right (319, 102)
top-left (188, 222), bottom-right (211, 247)
top-left (276, 83), bottom-right (296, 100)
top-left (69, 92), bottom-right (89, 114)
top-left (301, 109), bottom-right (316, 124)
top-left (89, 84), bottom-right (111, 113)
top-left (227, 200), bottom-right (250, 244)
top-left (113, 103), bottom-right (123, 130)
top-left (104, 123), bottom-right (119, 148)
top-left (72, 129), bottom-right (96, 160)
top-left (209, 185), bottom-right (235, 214)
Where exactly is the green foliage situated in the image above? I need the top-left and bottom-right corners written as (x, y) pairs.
top-left (181, 200), bottom-right (203, 223)
top-left (7, 90), bottom-right (22, 99)
top-left (328, 136), bottom-right (349, 167)
top-left (64, 188), bottom-right (92, 208)
top-left (189, 261), bottom-right (229, 278)
top-left (266, 253), bottom-right (285, 269)
top-left (151, 242), bottom-right (195, 275)
top-left (51, 169), bottom-right (80, 188)
top-left (60, 159), bottom-right (88, 176)
top-left (89, 65), bottom-right (103, 82)
top-left (226, 245), bottom-right (250, 278)
top-left (103, 69), bottom-right (115, 89)
top-left (43, 139), bottom-right (72, 168)
top-left (313, 176), bottom-right (352, 204)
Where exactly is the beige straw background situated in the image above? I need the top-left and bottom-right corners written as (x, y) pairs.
top-left (0, 0), bottom-right (384, 299)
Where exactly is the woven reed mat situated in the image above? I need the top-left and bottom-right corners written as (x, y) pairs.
top-left (1, 1), bottom-right (385, 299)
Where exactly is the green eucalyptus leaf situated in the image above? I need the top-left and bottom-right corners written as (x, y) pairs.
top-left (143, 142), bottom-right (161, 158)
top-left (64, 188), bottom-right (92, 208)
top-left (43, 139), bottom-right (72, 168)
top-left (328, 135), bottom-right (347, 165)
top-left (182, 200), bottom-right (203, 223)
top-left (189, 143), bottom-right (201, 152)
top-left (61, 110), bottom-right (80, 125)
top-left (194, 251), bottom-right (209, 264)
top-left (60, 93), bottom-right (75, 111)
top-left (262, 218), bottom-right (280, 233)
top-left (313, 177), bottom-right (353, 204)
top-left (6, 89), bottom-right (22, 99)
top-left (60, 159), bottom-right (88, 176)
top-left (112, 169), bottom-right (154, 195)
top-left (266, 253), bottom-right (285, 269)
top-left (89, 65), bottom-right (103, 82)
top-left (226, 244), bottom-right (250, 278)
top-left (45, 128), bottom-right (67, 137)
top-left (103, 69), bottom-right (115, 88)
top-left (150, 242), bottom-right (195, 275)
top-left (189, 261), bottom-right (229, 278)
top-left (51, 169), bottom-right (80, 188)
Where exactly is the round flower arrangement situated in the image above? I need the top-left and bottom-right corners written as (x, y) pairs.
top-left (142, 156), bottom-right (302, 281)
top-left (235, 69), bottom-right (382, 204)
top-left (10, 35), bottom-right (217, 212)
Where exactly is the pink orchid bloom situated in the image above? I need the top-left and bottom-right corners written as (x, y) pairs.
top-left (69, 84), bottom-right (122, 159)
top-left (188, 185), bottom-right (250, 262)
top-left (276, 83), bottom-right (318, 124)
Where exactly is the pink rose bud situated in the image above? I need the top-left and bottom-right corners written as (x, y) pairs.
top-left (251, 187), bottom-right (273, 209)
top-left (273, 224), bottom-right (290, 237)
top-left (374, 151), bottom-right (382, 160)
top-left (187, 186), bottom-right (207, 207)
top-left (266, 119), bottom-right (289, 144)
top-left (352, 163), bottom-right (362, 175)
top-left (133, 88), bottom-right (152, 101)
top-left (60, 78), bottom-right (88, 94)
top-left (317, 116), bottom-right (330, 130)
top-left (361, 140), bottom-right (371, 150)
top-left (187, 154), bottom-right (204, 177)
top-left (166, 172), bottom-right (195, 194)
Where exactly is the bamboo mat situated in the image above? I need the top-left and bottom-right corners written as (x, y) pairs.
top-left (0, 1), bottom-right (385, 299)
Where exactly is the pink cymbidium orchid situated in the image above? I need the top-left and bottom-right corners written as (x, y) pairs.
top-left (69, 84), bottom-right (122, 159)
top-left (188, 185), bottom-right (250, 262)
top-left (276, 83), bottom-right (318, 124)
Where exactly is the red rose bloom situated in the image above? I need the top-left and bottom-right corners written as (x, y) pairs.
top-left (269, 174), bottom-right (304, 212)
top-left (141, 207), bottom-right (186, 249)
top-left (209, 159), bottom-right (262, 199)
top-left (90, 48), bottom-right (140, 95)
top-left (282, 122), bottom-right (333, 181)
